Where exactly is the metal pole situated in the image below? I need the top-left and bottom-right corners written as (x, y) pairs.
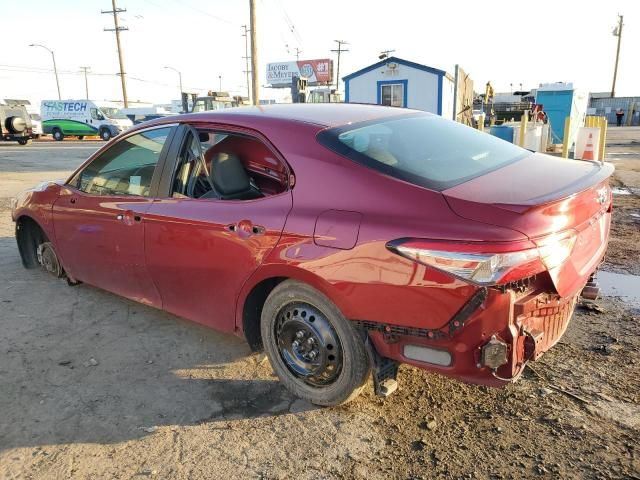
top-left (242, 25), bottom-right (251, 101)
top-left (249, 0), bottom-right (259, 105)
top-left (51, 50), bottom-right (61, 100)
top-left (80, 66), bottom-right (90, 99)
top-left (30, 44), bottom-right (61, 100)
top-left (219, 75), bottom-right (222, 92)
top-left (164, 66), bottom-right (182, 103)
top-left (611, 14), bottom-right (623, 98)
top-left (331, 40), bottom-right (349, 93)
top-left (452, 64), bottom-right (459, 121)
top-left (103, 0), bottom-right (129, 107)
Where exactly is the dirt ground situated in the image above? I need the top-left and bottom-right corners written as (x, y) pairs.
top-left (0, 133), bottom-right (639, 480)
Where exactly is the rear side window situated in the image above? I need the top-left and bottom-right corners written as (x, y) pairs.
top-left (317, 113), bottom-right (531, 191)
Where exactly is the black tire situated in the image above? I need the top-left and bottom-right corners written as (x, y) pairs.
top-left (261, 280), bottom-right (370, 406)
top-left (77, 136), bottom-right (84, 140)
top-left (17, 138), bottom-right (31, 146)
top-left (5, 116), bottom-right (27, 134)
top-left (52, 129), bottom-right (64, 141)
top-left (100, 129), bottom-right (112, 141)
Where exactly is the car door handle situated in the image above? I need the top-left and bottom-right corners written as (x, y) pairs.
top-left (70, 197), bottom-right (77, 204)
top-left (116, 212), bottom-right (142, 224)
top-left (226, 222), bottom-right (265, 237)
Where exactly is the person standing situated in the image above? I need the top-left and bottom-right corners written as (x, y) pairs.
top-left (616, 108), bottom-right (625, 127)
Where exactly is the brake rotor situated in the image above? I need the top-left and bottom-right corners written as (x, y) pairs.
top-left (37, 242), bottom-right (63, 278)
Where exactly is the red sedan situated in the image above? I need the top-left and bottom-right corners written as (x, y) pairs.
top-left (12, 104), bottom-right (613, 406)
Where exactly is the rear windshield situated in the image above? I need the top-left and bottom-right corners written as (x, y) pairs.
top-left (317, 113), bottom-right (531, 191)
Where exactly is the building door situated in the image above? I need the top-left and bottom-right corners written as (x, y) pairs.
top-left (380, 83), bottom-right (405, 107)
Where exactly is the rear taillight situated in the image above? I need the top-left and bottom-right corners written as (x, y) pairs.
top-left (387, 233), bottom-right (576, 286)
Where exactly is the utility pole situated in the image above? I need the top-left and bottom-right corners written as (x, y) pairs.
top-left (611, 14), bottom-right (624, 98)
top-left (29, 44), bottom-right (61, 100)
top-left (80, 66), bottom-right (91, 99)
top-left (294, 47), bottom-right (302, 61)
top-left (241, 24), bottom-right (251, 101)
top-left (331, 40), bottom-right (349, 92)
top-left (102, 0), bottom-right (129, 107)
top-left (249, 0), bottom-right (259, 105)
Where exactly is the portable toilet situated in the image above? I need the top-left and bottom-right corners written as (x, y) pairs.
top-left (535, 83), bottom-right (587, 151)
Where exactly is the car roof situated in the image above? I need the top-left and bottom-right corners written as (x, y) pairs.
top-left (174, 103), bottom-right (422, 128)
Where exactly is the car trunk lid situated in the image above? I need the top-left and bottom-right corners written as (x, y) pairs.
top-left (443, 154), bottom-right (614, 297)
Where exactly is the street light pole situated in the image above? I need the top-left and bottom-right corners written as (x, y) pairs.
top-left (30, 43), bottom-right (61, 100)
top-left (218, 75), bottom-right (222, 92)
top-left (164, 66), bottom-right (183, 103)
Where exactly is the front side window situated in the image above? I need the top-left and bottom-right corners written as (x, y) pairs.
top-left (90, 108), bottom-right (105, 121)
top-left (72, 127), bottom-right (172, 196)
top-left (317, 113), bottom-right (531, 191)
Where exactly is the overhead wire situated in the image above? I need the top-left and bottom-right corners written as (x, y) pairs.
top-left (0, 64), bottom-right (206, 91)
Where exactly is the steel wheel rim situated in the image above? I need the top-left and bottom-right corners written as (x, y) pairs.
top-left (274, 302), bottom-right (343, 387)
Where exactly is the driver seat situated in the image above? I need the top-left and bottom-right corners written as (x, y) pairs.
top-left (202, 152), bottom-right (262, 200)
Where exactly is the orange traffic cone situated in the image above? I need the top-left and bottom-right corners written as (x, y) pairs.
top-left (582, 133), bottom-right (594, 160)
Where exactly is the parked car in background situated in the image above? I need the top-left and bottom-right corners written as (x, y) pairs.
top-left (1, 103), bottom-right (33, 145)
top-left (12, 104), bottom-right (614, 406)
top-left (41, 100), bottom-right (133, 141)
top-left (117, 106), bottom-right (177, 125)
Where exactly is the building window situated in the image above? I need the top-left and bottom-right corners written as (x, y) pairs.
top-left (380, 83), bottom-right (405, 107)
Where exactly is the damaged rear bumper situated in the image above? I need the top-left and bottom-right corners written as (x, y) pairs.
top-left (357, 281), bottom-right (580, 387)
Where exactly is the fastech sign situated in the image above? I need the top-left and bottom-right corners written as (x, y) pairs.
top-left (266, 59), bottom-right (333, 87)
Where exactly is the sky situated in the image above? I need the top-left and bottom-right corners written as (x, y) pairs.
top-left (1, 0), bottom-right (639, 107)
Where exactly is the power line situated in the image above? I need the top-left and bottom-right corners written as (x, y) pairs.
top-left (168, 0), bottom-right (234, 25)
top-left (274, 0), bottom-right (303, 46)
top-left (0, 65), bottom-right (206, 91)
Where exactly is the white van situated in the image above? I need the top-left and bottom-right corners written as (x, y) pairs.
top-left (40, 100), bottom-right (133, 141)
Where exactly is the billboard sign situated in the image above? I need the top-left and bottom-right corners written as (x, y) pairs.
top-left (267, 59), bottom-right (333, 87)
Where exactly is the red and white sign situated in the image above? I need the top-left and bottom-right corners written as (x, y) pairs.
top-left (266, 59), bottom-right (333, 87)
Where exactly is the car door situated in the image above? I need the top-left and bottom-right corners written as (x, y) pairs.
top-left (143, 124), bottom-right (293, 331)
top-left (52, 125), bottom-right (177, 307)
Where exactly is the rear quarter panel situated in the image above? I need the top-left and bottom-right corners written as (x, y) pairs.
top-left (239, 123), bottom-right (529, 331)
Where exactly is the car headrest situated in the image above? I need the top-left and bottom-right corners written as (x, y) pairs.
top-left (210, 152), bottom-right (250, 195)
